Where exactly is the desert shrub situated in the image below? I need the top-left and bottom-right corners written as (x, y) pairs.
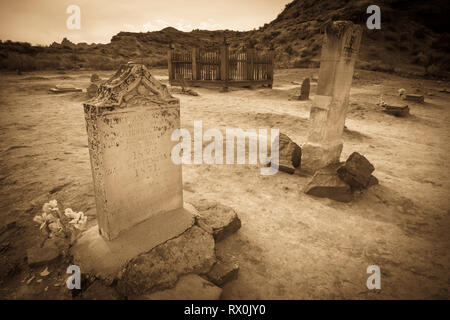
top-left (300, 48), bottom-right (313, 58)
top-left (0, 53), bottom-right (37, 71)
top-left (358, 60), bottom-right (395, 73)
top-left (292, 58), bottom-right (319, 68)
top-left (431, 34), bottom-right (450, 52)
top-left (413, 29), bottom-right (427, 40)
top-left (271, 31), bottom-right (281, 38)
top-left (284, 45), bottom-right (295, 56)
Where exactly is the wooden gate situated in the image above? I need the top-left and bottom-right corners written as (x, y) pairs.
top-left (168, 44), bottom-right (274, 89)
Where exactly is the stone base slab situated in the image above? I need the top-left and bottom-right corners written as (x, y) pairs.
top-left (300, 142), bottom-right (343, 173)
top-left (71, 207), bottom-right (195, 281)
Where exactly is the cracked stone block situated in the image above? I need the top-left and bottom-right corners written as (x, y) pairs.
top-left (304, 164), bottom-right (353, 202)
top-left (206, 258), bottom-right (239, 286)
top-left (337, 152), bottom-right (375, 189)
top-left (116, 226), bottom-right (215, 298)
top-left (189, 199), bottom-right (241, 242)
top-left (142, 274), bottom-right (222, 300)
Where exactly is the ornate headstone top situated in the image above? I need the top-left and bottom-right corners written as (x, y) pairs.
top-left (85, 63), bottom-right (177, 109)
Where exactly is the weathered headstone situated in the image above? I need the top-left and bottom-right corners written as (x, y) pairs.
top-left (72, 63), bottom-right (194, 278)
top-left (382, 104), bottom-right (410, 117)
top-left (301, 21), bottom-right (362, 173)
top-left (299, 78), bottom-right (310, 100)
top-left (270, 133), bottom-right (302, 174)
top-left (402, 94), bottom-right (424, 103)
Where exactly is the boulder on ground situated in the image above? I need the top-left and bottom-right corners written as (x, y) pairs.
top-left (206, 257), bottom-right (239, 286)
top-left (304, 164), bottom-right (353, 202)
top-left (80, 280), bottom-right (120, 300)
top-left (116, 226), bottom-right (215, 298)
top-left (189, 199), bottom-right (241, 242)
top-left (270, 133), bottom-right (302, 174)
top-left (337, 152), bottom-right (375, 189)
top-left (27, 238), bottom-right (64, 267)
top-left (143, 274), bottom-right (222, 300)
top-left (382, 104), bottom-right (410, 117)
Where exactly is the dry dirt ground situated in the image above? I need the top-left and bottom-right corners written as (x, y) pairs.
top-left (0, 68), bottom-right (449, 299)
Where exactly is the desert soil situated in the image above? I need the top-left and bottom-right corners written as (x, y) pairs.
top-left (0, 68), bottom-right (448, 299)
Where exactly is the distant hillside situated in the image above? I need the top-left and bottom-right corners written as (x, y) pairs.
top-left (1, 0), bottom-right (448, 77)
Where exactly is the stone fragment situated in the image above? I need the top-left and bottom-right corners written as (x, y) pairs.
top-left (402, 94), bottom-right (424, 103)
top-left (368, 175), bottom-right (379, 187)
top-left (304, 164), bottom-right (353, 202)
top-left (337, 152), bottom-right (375, 189)
top-left (189, 199), bottom-right (241, 242)
top-left (116, 226), bottom-right (216, 298)
top-left (382, 104), bottom-right (410, 117)
top-left (27, 239), bottom-right (62, 267)
top-left (48, 84), bottom-right (82, 94)
top-left (206, 258), bottom-right (239, 286)
top-left (71, 208), bottom-right (194, 281)
top-left (81, 281), bottom-right (120, 300)
top-left (398, 88), bottom-right (406, 96)
top-left (143, 274), bottom-right (222, 300)
top-left (299, 78), bottom-right (310, 100)
top-left (270, 133), bottom-right (302, 174)
top-left (90, 73), bottom-right (100, 83)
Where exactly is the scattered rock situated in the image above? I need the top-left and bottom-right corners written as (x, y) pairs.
top-left (90, 73), bottom-right (101, 83)
top-left (143, 274), bottom-right (222, 300)
top-left (304, 164), bottom-right (353, 202)
top-left (382, 104), bottom-right (410, 117)
top-left (117, 226), bottom-right (215, 298)
top-left (183, 88), bottom-right (199, 96)
top-left (81, 280), bottom-right (120, 300)
top-left (270, 133), bottom-right (302, 174)
top-left (402, 94), bottom-right (424, 103)
top-left (48, 84), bottom-right (82, 94)
top-left (27, 239), bottom-right (63, 267)
top-left (206, 258), bottom-right (239, 286)
top-left (337, 152), bottom-right (375, 190)
top-left (299, 78), bottom-right (310, 100)
top-left (189, 199), bottom-right (241, 242)
top-left (40, 267), bottom-right (50, 277)
top-left (398, 88), bottom-right (406, 96)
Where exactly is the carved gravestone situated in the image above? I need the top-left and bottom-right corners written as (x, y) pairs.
top-left (301, 21), bottom-right (362, 173)
top-left (299, 78), bottom-right (310, 100)
top-left (83, 63), bottom-right (184, 240)
top-left (73, 63), bottom-right (194, 278)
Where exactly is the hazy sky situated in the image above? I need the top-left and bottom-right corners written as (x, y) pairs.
top-left (0, 0), bottom-right (291, 45)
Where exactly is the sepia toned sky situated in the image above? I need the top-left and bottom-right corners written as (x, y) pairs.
top-left (0, 0), bottom-right (291, 45)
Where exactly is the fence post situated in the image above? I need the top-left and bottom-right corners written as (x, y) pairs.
top-left (167, 45), bottom-right (174, 83)
top-left (269, 48), bottom-right (275, 88)
top-left (220, 42), bottom-right (229, 91)
top-left (246, 48), bottom-right (255, 81)
top-left (192, 47), bottom-right (198, 81)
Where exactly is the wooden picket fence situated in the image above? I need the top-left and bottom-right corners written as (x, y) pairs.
top-left (168, 44), bottom-right (274, 89)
